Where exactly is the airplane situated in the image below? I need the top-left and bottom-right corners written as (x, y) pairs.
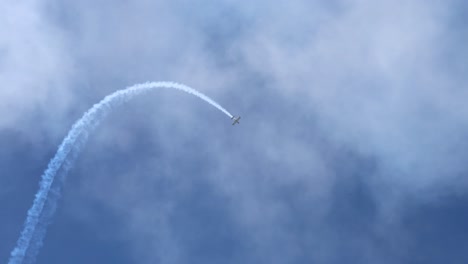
top-left (231, 116), bottom-right (241, 125)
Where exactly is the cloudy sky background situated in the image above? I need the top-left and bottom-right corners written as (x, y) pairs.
top-left (2, 0), bottom-right (468, 263)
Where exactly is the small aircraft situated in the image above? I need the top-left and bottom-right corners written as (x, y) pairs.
top-left (231, 116), bottom-right (241, 125)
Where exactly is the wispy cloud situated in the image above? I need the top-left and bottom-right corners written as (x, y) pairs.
top-left (0, 0), bottom-right (73, 136)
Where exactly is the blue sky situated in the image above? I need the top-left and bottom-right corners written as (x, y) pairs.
top-left (1, 0), bottom-right (468, 263)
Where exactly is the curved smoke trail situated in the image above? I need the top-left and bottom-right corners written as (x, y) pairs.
top-left (9, 81), bottom-right (233, 264)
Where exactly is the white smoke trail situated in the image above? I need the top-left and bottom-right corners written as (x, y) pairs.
top-left (9, 81), bottom-right (233, 264)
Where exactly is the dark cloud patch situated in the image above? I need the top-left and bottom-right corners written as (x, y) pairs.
top-left (400, 193), bottom-right (468, 264)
